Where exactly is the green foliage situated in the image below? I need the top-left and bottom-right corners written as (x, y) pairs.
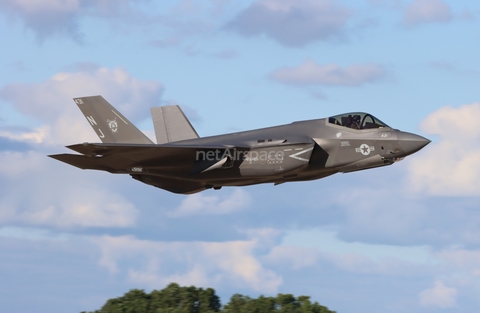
top-left (222, 293), bottom-right (336, 313)
top-left (88, 283), bottom-right (220, 313)
top-left (84, 283), bottom-right (335, 313)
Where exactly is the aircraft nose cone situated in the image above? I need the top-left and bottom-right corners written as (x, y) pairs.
top-left (397, 132), bottom-right (431, 156)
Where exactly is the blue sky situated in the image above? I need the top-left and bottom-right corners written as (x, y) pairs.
top-left (1, 0), bottom-right (480, 312)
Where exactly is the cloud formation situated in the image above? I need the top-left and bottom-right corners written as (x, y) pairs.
top-left (0, 66), bottom-right (163, 229)
top-left (0, 0), bottom-right (146, 42)
top-left (269, 60), bottom-right (386, 87)
top-left (406, 103), bottom-right (480, 196)
top-left (403, 0), bottom-right (452, 26)
top-left (419, 280), bottom-right (457, 308)
top-left (437, 247), bottom-right (480, 275)
top-left (0, 126), bottom-right (49, 144)
top-left (225, 0), bottom-right (351, 47)
top-left (0, 66), bottom-right (163, 144)
top-left (0, 0), bottom-right (84, 41)
top-left (95, 234), bottom-right (282, 292)
top-left (166, 189), bottom-right (251, 218)
top-left (0, 150), bottom-right (138, 228)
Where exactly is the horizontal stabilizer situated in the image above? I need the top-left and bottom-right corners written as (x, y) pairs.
top-left (49, 154), bottom-right (111, 171)
top-left (151, 105), bottom-right (199, 144)
top-left (51, 142), bottom-right (233, 174)
top-left (66, 142), bottom-right (154, 157)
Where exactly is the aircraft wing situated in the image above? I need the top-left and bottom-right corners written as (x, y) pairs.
top-left (64, 142), bottom-right (223, 158)
top-left (49, 143), bottom-right (243, 174)
top-left (49, 138), bottom-right (316, 177)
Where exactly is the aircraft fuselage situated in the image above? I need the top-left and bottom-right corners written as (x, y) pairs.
top-left (50, 97), bottom-right (430, 194)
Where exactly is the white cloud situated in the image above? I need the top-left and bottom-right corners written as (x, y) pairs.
top-left (0, 125), bottom-right (49, 144)
top-left (94, 235), bottom-right (282, 292)
top-left (418, 103), bottom-right (480, 137)
top-left (240, 227), bottom-right (282, 248)
top-left (202, 240), bottom-right (282, 292)
top-left (20, 200), bottom-right (137, 228)
top-left (0, 150), bottom-right (138, 228)
top-left (166, 189), bottom-right (251, 217)
top-left (226, 0), bottom-right (351, 47)
top-left (310, 171), bottom-right (480, 248)
top-left (0, 0), bottom-right (82, 41)
top-left (0, 150), bottom-right (44, 178)
top-left (0, 189), bottom-right (138, 228)
top-left (406, 103), bottom-right (480, 196)
top-left (403, 0), bottom-right (452, 26)
top-left (269, 60), bottom-right (386, 87)
top-left (419, 280), bottom-right (457, 308)
top-left (0, 0), bottom-right (227, 47)
top-left (0, 0), bottom-right (147, 41)
top-left (436, 248), bottom-right (480, 274)
top-left (263, 245), bottom-right (319, 269)
top-left (128, 264), bottom-right (212, 288)
top-left (0, 66), bottom-right (162, 145)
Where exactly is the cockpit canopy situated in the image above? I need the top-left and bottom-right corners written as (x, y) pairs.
top-left (328, 112), bottom-right (389, 130)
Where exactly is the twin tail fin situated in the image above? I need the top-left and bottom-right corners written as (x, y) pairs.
top-left (74, 95), bottom-right (199, 145)
top-left (74, 96), bottom-right (153, 144)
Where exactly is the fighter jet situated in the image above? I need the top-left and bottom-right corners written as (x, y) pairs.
top-left (49, 96), bottom-right (430, 194)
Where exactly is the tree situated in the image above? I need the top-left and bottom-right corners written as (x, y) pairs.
top-left (87, 283), bottom-right (220, 313)
top-left (222, 293), bottom-right (336, 313)
top-left (83, 284), bottom-right (335, 313)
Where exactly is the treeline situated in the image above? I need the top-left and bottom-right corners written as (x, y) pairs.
top-left (83, 283), bottom-right (336, 313)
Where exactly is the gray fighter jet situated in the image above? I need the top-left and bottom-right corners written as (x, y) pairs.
top-left (49, 96), bottom-right (430, 194)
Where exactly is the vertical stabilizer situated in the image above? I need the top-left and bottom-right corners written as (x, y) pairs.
top-left (151, 105), bottom-right (199, 144)
top-left (74, 96), bottom-right (153, 144)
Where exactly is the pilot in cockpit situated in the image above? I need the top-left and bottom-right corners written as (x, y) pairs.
top-left (329, 112), bottom-right (389, 130)
top-left (351, 115), bottom-right (361, 129)
top-left (341, 115), bottom-right (361, 129)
